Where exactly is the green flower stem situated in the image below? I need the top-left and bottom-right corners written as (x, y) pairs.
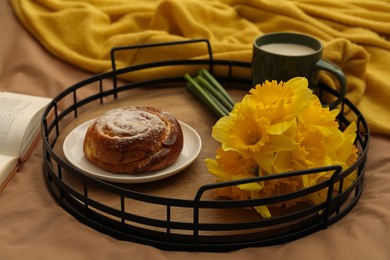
top-left (196, 76), bottom-right (234, 111)
top-left (198, 69), bottom-right (235, 107)
top-left (184, 74), bottom-right (227, 117)
top-left (201, 83), bottom-right (230, 116)
top-left (184, 70), bottom-right (236, 117)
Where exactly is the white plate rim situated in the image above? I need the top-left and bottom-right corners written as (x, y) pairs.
top-left (63, 119), bottom-right (202, 183)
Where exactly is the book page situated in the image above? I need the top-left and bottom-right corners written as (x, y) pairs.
top-left (0, 97), bottom-right (29, 155)
top-left (0, 154), bottom-right (18, 190)
top-left (0, 93), bottom-right (51, 157)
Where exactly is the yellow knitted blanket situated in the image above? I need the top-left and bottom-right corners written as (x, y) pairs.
top-left (11, 0), bottom-right (390, 134)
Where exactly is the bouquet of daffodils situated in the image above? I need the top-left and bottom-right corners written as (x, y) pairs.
top-left (186, 73), bottom-right (358, 218)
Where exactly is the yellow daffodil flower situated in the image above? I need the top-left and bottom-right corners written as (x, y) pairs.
top-left (206, 77), bottom-right (358, 218)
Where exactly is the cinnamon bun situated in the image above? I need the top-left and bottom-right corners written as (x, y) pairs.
top-left (83, 107), bottom-right (183, 174)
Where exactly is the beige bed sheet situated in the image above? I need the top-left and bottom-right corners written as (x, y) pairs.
top-left (1, 1), bottom-right (390, 259)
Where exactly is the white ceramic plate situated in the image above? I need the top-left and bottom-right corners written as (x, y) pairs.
top-left (63, 119), bottom-right (202, 183)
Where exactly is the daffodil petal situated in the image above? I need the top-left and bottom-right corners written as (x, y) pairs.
top-left (254, 205), bottom-right (272, 218)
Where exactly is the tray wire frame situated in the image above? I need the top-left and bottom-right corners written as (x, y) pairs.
top-left (41, 40), bottom-right (369, 252)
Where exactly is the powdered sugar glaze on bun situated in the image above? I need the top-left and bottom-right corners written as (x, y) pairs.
top-left (83, 106), bottom-right (184, 174)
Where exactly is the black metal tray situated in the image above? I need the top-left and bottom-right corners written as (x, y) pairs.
top-left (41, 39), bottom-right (370, 252)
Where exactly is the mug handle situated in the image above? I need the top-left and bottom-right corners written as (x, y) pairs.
top-left (314, 59), bottom-right (347, 109)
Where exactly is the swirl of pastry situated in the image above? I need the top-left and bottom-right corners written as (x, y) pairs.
top-left (83, 106), bottom-right (183, 174)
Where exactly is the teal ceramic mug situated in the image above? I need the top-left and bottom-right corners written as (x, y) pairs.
top-left (252, 32), bottom-right (346, 109)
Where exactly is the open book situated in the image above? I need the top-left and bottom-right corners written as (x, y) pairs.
top-left (0, 92), bottom-right (51, 192)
